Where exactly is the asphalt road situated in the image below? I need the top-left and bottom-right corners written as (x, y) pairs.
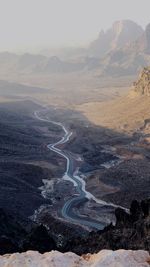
top-left (34, 107), bottom-right (117, 230)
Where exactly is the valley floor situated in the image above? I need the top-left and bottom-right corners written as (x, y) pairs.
top-left (0, 75), bottom-right (149, 255)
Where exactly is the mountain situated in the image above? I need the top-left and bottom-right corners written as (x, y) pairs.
top-left (97, 47), bottom-right (150, 77)
top-left (88, 20), bottom-right (144, 58)
top-left (86, 20), bottom-right (150, 76)
top-left (17, 53), bottom-right (45, 71)
top-left (36, 56), bottom-right (85, 73)
top-left (0, 52), bottom-right (86, 75)
top-left (0, 20), bottom-right (149, 77)
top-left (95, 23), bottom-right (150, 76)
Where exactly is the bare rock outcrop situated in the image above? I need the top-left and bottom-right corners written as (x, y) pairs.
top-left (133, 67), bottom-right (150, 96)
top-left (89, 20), bottom-right (143, 58)
top-left (0, 250), bottom-right (149, 267)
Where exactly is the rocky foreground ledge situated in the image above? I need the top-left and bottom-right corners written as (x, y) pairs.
top-left (0, 250), bottom-right (149, 267)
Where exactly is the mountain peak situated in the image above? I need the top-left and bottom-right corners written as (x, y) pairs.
top-left (89, 20), bottom-right (144, 57)
top-left (111, 20), bottom-right (143, 49)
top-left (112, 19), bottom-right (143, 28)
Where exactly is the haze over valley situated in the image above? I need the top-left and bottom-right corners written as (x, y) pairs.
top-left (0, 1), bottom-right (149, 266)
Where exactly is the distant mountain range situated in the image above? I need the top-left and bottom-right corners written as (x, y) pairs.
top-left (0, 20), bottom-right (150, 77)
top-left (0, 52), bottom-right (85, 74)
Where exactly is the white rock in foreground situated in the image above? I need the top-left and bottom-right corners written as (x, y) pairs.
top-left (0, 250), bottom-right (149, 267)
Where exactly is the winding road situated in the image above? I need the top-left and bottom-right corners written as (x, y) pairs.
top-left (34, 106), bottom-right (126, 230)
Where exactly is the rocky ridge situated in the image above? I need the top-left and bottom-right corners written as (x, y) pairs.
top-left (93, 22), bottom-right (150, 76)
top-left (133, 67), bottom-right (150, 96)
top-left (89, 20), bottom-right (143, 57)
top-left (66, 199), bottom-right (150, 254)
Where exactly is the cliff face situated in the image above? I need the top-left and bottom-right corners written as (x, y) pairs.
top-left (111, 20), bottom-right (143, 49)
top-left (89, 20), bottom-right (143, 57)
top-left (0, 250), bottom-right (149, 267)
top-left (89, 21), bottom-right (150, 76)
top-left (133, 67), bottom-right (150, 96)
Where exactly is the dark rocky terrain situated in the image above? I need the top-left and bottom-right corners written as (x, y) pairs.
top-left (0, 100), bottom-right (65, 218)
top-left (94, 158), bottom-right (150, 207)
top-left (0, 208), bottom-right (56, 255)
top-left (66, 199), bottom-right (150, 254)
top-left (0, 97), bottom-right (149, 256)
top-left (0, 199), bottom-right (149, 255)
top-left (62, 118), bottom-right (149, 207)
top-left (36, 104), bottom-right (150, 209)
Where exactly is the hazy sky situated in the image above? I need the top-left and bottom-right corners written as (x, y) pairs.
top-left (0, 0), bottom-right (150, 51)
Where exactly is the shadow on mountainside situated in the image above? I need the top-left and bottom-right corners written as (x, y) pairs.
top-left (0, 100), bottom-right (149, 255)
top-left (49, 105), bottom-right (150, 208)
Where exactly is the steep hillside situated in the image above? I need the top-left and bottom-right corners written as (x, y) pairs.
top-left (91, 22), bottom-right (150, 77)
top-left (77, 67), bottom-right (150, 133)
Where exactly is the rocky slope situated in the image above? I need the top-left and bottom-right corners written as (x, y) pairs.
top-left (0, 250), bottom-right (149, 267)
top-left (90, 22), bottom-right (150, 76)
top-left (133, 67), bottom-right (150, 96)
top-left (68, 199), bottom-right (150, 255)
top-left (129, 23), bottom-right (150, 54)
top-left (77, 66), bottom-right (150, 132)
top-left (0, 199), bottom-right (149, 255)
top-left (0, 208), bottom-right (56, 255)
